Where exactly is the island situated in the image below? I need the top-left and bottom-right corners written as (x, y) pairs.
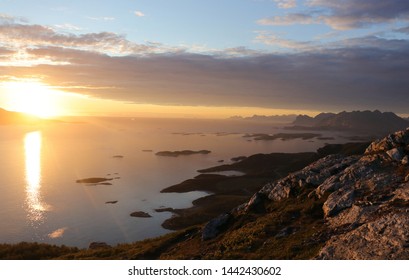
top-left (243, 132), bottom-right (321, 141)
top-left (130, 211), bottom-right (152, 218)
top-left (155, 150), bottom-right (211, 157)
top-left (75, 177), bottom-right (114, 186)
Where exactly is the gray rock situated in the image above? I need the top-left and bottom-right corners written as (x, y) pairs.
top-left (323, 188), bottom-right (355, 217)
top-left (386, 148), bottom-right (404, 161)
top-left (317, 213), bottom-right (409, 259)
top-left (202, 213), bottom-right (231, 241)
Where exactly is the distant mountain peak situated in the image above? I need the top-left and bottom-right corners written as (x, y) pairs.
top-left (291, 110), bottom-right (408, 135)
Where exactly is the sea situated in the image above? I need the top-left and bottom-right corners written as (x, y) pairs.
top-left (0, 117), bottom-right (368, 248)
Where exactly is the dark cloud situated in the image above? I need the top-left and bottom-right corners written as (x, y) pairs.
top-left (11, 37), bottom-right (407, 114)
top-left (311, 0), bottom-right (409, 29)
top-left (259, 0), bottom-right (409, 30)
top-left (1, 20), bottom-right (408, 114)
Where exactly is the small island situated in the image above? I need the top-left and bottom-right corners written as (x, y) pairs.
top-left (75, 177), bottom-right (113, 184)
top-left (243, 133), bottom-right (321, 141)
top-left (130, 211), bottom-right (152, 218)
top-left (105, 201), bottom-right (118, 204)
top-left (155, 150), bottom-right (211, 157)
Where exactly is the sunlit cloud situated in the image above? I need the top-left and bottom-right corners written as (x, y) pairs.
top-left (259, 0), bottom-right (409, 30)
top-left (134, 11), bottom-right (145, 17)
top-left (273, 0), bottom-right (297, 9)
top-left (54, 23), bottom-right (83, 31)
top-left (0, 22), bottom-right (183, 59)
top-left (3, 35), bottom-right (405, 114)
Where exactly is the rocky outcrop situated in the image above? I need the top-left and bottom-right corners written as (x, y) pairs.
top-left (202, 213), bottom-right (231, 241)
top-left (213, 128), bottom-right (409, 259)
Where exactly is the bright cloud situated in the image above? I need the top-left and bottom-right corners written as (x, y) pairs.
top-left (134, 11), bottom-right (145, 17)
top-left (274, 0), bottom-right (297, 9)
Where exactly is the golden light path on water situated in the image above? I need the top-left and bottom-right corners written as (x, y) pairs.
top-left (24, 131), bottom-right (48, 223)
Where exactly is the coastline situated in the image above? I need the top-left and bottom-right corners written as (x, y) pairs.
top-left (158, 142), bottom-right (370, 230)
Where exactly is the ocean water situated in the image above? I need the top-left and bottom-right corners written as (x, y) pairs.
top-left (0, 117), bottom-right (364, 248)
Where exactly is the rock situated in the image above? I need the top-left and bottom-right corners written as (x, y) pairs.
top-left (317, 213), bottom-right (409, 259)
top-left (243, 192), bottom-right (266, 213)
top-left (275, 226), bottom-right (297, 238)
top-left (323, 188), bottom-right (355, 217)
top-left (267, 180), bottom-right (292, 202)
top-left (386, 148), bottom-right (404, 161)
top-left (326, 205), bottom-right (379, 228)
top-left (393, 183), bottom-right (409, 201)
top-left (130, 211), bottom-right (152, 218)
top-left (202, 213), bottom-right (231, 241)
top-left (89, 242), bottom-right (111, 250)
top-left (365, 128), bottom-right (409, 154)
top-left (402, 156), bottom-right (409, 165)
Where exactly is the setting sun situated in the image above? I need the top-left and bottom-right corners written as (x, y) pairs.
top-left (1, 80), bottom-right (66, 118)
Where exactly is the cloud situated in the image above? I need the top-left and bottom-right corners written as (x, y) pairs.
top-left (134, 11), bottom-right (145, 17)
top-left (0, 13), bottom-right (27, 24)
top-left (273, 0), bottom-right (297, 9)
top-left (0, 22), bottom-right (181, 57)
top-left (254, 31), bottom-right (313, 50)
top-left (54, 23), bottom-right (83, 31)
top-left (86, 16), bottom-right (115, 21)
top-left (395, 25), bottom-right (409, 34)
top-left (258, 0), bottom-right (409, 30)
top-left (1, 19), bottom-right (408, 114)
top-left (5, 35), bottom-right (405, 114)
top-left (257, 12), bottom-right (318, 25)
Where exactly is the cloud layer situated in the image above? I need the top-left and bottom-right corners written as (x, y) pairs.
top-left (1, 10), bottom-right (409, 114)
top-left (259, 0), bottom-right (409, 30)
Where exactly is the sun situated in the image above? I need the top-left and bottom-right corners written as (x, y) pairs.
top-left (2, 80), bottom-right (65, 118)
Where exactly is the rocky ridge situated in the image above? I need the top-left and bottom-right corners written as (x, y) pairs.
top-left (204, 128), bottom-right (409, 259)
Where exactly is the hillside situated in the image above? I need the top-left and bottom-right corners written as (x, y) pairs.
top-left (291, 110), bottom-right (409, 135)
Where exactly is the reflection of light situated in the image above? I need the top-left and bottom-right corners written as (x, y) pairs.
top-left (24, 131), bottom-right (48, 222)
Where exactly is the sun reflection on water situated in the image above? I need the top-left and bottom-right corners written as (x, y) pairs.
top-left (24, 131), bottom-right (48, 223)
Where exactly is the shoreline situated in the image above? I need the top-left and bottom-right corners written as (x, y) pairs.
top-left (158, 141), bottom-right (370, 230)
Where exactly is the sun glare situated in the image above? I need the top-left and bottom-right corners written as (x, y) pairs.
top-left (2, 81), bottom-right (65, 118)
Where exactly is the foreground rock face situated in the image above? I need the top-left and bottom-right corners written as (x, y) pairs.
top-left (206, 128), bottom-right (409, 259)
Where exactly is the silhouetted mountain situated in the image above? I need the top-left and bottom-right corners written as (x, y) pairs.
top-left (0, 107), bottom-right (42, 125)
top-left (291, 110), bottom-right (409, 134)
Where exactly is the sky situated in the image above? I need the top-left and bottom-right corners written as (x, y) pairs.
top-left (0, 0), bottom-right (409, 118)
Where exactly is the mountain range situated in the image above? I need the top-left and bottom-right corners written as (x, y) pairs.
top-left (290, 110), bottom-right (409, 135)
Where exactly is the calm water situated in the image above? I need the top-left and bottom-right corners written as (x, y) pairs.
top-left (0, 117), bottom-right (362, 248)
